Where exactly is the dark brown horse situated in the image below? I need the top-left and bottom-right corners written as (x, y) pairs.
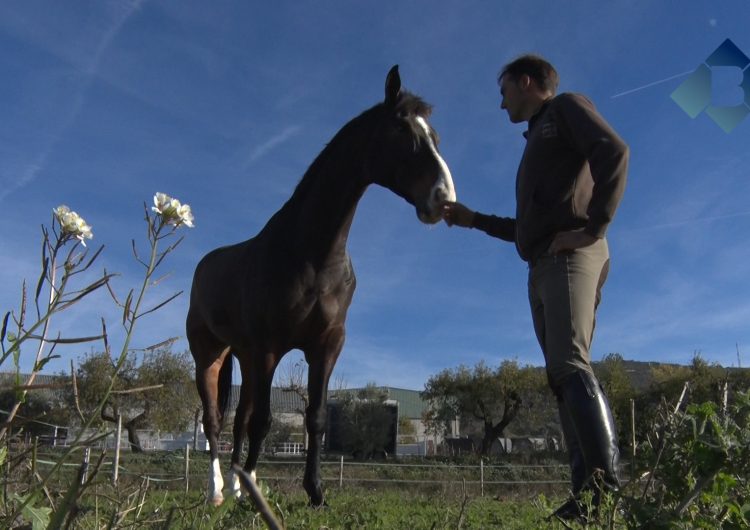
top-left (187, 66), bottom-right (455, 506)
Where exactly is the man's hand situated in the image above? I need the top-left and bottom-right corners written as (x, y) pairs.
top-left (441, 202), bottom-right (475, 228)
top-left (548, 230), bottom-right (599, 254)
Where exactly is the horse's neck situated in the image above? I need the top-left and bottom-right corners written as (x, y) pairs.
top-left (269, 116), bottom-right (374, 266)
top-left (295, 168), bottom-right (366, 264)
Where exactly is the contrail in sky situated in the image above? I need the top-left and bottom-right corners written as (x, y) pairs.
top-left (246, 125), bottom-right (303, 165)
top-left (0, 0), bottom-right (146, 202)
top-left (611, 70), bottom-right (696, 99)
top-left (627, 210), bottom-right (750, 232)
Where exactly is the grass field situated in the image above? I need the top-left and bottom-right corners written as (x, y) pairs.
top-left (17, 429), bottom-right (750, 529)
top-left (69, 478), bottom-right (568, 529)
top-left (25, 448), bottom-right (583, 529)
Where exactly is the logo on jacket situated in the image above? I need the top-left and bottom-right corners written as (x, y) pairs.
top-left (671, 38), bottom-right (750, 133)
top-left (541, 122), bottom-right (558, 138)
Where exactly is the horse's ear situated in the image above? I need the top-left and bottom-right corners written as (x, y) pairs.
top-left (384, 65), bottom-right (401, 107)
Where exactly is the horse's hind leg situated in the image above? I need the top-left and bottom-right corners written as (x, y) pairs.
top-left (188, 314), bottom-right (231, 506)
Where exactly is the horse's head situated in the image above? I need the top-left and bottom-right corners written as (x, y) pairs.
top-left (367, 65), bottom-right (456, 224)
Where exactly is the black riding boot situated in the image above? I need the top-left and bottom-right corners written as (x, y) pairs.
top-left (552, 369), bottom-right (620, 522)
top-left (552, 397), bottom-right (587, 520)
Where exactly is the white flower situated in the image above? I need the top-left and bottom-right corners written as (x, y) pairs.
top-left (53, 205), bottom-right (93, 246)
top-left (152, 192), bottom-right (194, 228)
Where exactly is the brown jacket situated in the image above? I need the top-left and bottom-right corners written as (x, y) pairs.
top-left (472, 93), bottom-right (629, 264)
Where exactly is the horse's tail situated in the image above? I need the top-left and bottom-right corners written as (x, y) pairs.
top-left (217, 354), bottom-right (233, 431)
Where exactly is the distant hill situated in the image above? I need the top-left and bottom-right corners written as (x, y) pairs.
top-left (504, 358), bottom-right (748, 393)
top-left (591, 358), bottom-right (749, 392)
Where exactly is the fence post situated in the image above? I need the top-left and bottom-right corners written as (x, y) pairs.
top-left (81, 447), bottom-right (91, 485)
top-left (480, 458), bottom-right (484, 497)
top-left (193, 408), bottom-right (200, 451)
top-left (630, 398), bottom-right (636, 482)
top-left (185, 443), bottom-right (190, 493)
top-left (339, 456), bottom-right (344, 488)
top-left (32, 436), bottom-right (38, 476)
top-left (113, 414), bottom-right (122, 485)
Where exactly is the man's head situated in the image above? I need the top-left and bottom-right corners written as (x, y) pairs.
top-left (498, 54), bottom-right (558, 123)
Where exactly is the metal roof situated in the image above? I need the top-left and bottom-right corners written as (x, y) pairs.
top-left (228, 385), bottom-right (427, 419)
top-left (1, 374), bottom-right (427, 420)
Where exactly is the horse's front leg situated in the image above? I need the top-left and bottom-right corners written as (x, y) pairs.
top-left (303, 330), bottom-right (344, 507)
top-left (240, 352), bottom-right (279, 494)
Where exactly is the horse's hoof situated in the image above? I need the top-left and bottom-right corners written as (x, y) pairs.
top-left (307, 492), bottom-right (327, 508)
top-left (211, 495), bottom-right (224, 507)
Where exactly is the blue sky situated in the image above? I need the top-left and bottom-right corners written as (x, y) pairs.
top-left (2, 1), bottom-right (749, 390)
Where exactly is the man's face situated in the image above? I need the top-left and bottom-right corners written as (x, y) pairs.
top-left (500, 75), bottom-right (526, 123)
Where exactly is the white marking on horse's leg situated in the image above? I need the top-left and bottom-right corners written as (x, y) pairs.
top-left (228, 468), bottom-right (242, 499)
top-left (416, 116), bottom-right (456, 206)
top-left (209, 458), bottom-right (224, 506)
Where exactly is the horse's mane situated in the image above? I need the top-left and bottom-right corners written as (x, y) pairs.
top-left (393, 90), bottom-right (433, 119)
top-left (286, 90), bottom-right (432, 203)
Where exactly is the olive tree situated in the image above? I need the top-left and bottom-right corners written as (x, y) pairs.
top-left (422, 360), bottom-right (545, 455)
top-left (71, 347), bottom-right (197, 452)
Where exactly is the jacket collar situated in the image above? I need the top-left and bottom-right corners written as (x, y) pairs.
top-left (523, 97), bottom-right (554, 139)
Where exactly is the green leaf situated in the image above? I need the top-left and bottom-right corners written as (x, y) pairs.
top-left (23, 502), bottom-right (52, 530)
top-left (34, 355), bottom-right (61, 372)
top-left (0, 446), bottom-right (6, 466)
top-left (13, 493), bottom-right (51, 530)
top-left (123, 289), bottom-right (133, 325)
top-left (1, 311), bottom-right (9, 343)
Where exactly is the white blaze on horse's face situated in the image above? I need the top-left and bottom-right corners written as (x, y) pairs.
top-left (415, 116), bottom-right (456, 223)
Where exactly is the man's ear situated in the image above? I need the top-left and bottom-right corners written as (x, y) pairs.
top-left (518, 73), bottom-right (532, 91)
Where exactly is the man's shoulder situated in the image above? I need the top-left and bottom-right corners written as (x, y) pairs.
top-left (551, 92), bottom-right (596, 111)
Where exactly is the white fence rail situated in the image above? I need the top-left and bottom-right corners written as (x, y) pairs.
top-left (32, 449), bottom-right (575, 496)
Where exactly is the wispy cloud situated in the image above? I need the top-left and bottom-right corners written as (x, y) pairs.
top-left (0, 0), bottom-right (146, 202)
top-left (0, 159), bottom-right (46, 203)
top-left (624, 210), bottom-right (750, 232)
top-left (245, 125), bottom-right (303, 166)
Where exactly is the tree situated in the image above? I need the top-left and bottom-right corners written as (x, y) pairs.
top-left (594, 353), bottom-right (637, 444)
top-left (70, 347), bottom-right (198, 452)
top-left (398, 416), bottom-right (417, 444)
top-left (633, 353), bottom-right (734, 442)
top-left (137, 347), bottom-right (199, 433)
top-left (501, 365), bottom-right (556, 441)
top-left (277, 357), bottom-right (348, 450)
top-left (337, 384), bottom-right (394, 459)
top-left (0, 375), bottom-right (71, 441)
top-left (277, 358), bottom-right (309, 450)
top-left (422, 360), bottom-right (532, 455)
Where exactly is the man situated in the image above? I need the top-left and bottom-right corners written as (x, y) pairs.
top-left (442, 54), bottom-right (628, 521)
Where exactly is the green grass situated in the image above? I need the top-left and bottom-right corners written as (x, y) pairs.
top-left (69, 486), bottom-right (559, 529)
top-left (21, 449), bottom-right (604, 528)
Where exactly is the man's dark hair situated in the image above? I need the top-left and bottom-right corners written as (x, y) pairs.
top-left (498, 54), bottom-right (559, 94)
